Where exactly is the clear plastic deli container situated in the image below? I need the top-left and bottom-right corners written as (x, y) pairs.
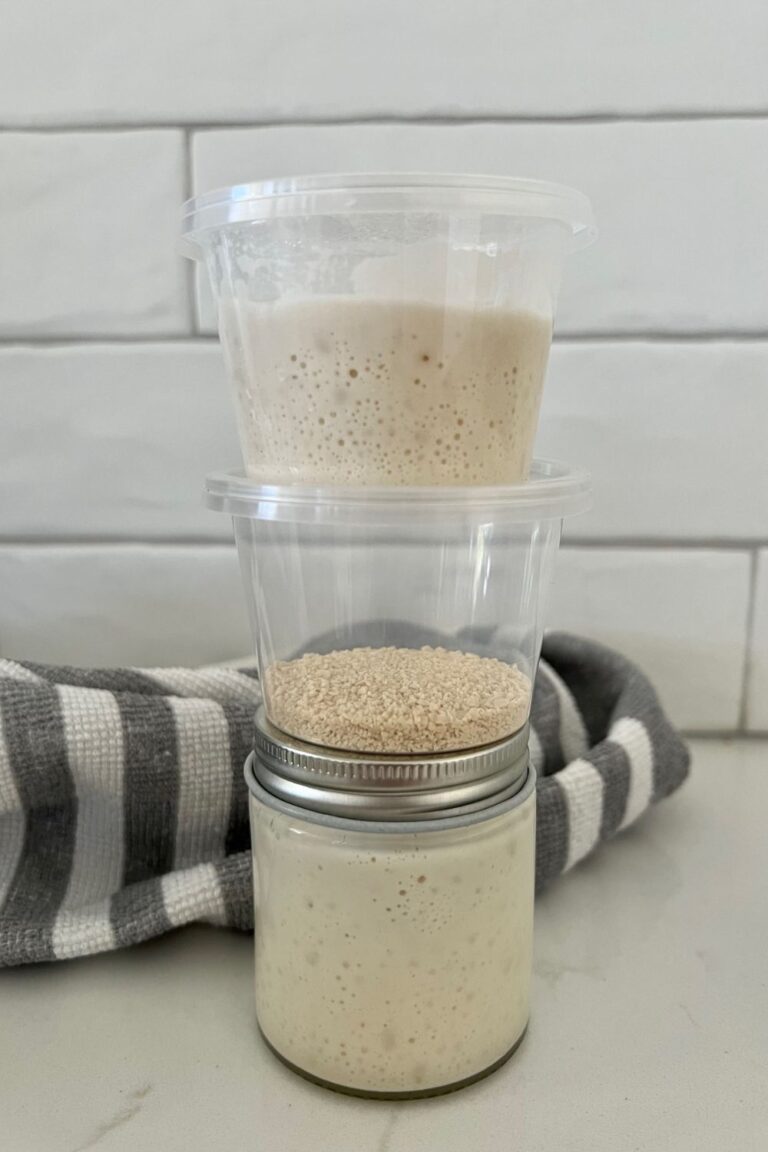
top-left (183, 174), bottom-right (595, 486)
top-left (206, 461), bottom-right (590, 755)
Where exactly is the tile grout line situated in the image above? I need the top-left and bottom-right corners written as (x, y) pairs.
top-left (181, 128), bottom-right (197, 335)
top-left (0, 537), bottom-right (235, 548)
top-left (0, 334), bottom-right (220, 348)
top-left (0, 538), bottom-right (761, 550)
top-left (2, 110), bottom-right (768, 133)
top-left (2, 332), bottom-right (768, 350)
top-left (561, 538), bottom-right (761, 551)
top-left (737, 548), bottom-right (760, 732)
top-left (553, 331), bottom-right (768, 344)
top-left (186, 131), bottom-right (205, 337)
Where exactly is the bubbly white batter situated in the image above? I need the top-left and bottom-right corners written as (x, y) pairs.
top-left (251, 787), bottom-right (535, 1094)
top-left (222, 298), bottom-right (551, 486)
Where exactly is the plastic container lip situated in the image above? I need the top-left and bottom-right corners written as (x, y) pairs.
top-left (205, 459), bottom-right (591, 524)
top-left (181, 172), bottom-right (596, 254)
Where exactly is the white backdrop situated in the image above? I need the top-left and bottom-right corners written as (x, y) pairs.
top-left (1, 0), bottom-right (766, 733)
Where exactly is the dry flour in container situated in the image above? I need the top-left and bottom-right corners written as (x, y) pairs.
top-left (264, 646), bottom-right (532, 754)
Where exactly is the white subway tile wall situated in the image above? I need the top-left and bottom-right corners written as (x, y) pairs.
top-left (0, 1), bottom-right (765, 731)
top-left (747, 553), bottom-right (768, 732)
top-left (0, 547), bottom-right (249, 667)
top-left (0, 345), bottom-right (237, 539)
top-left (192, 121), bottom-right (768, 335)
top-left (549, 550), bottom-right (752, 732)
top-left (0, 132), bottom-right (189, 337)
top-left (539, 343), bottom-right (768, 543)
top-left (1, 1), bottom-right (766, 124)
top-left (4, 342), bottom-right (765, 545)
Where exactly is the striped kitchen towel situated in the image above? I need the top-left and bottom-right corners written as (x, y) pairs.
top-left (0, 632), bottom-right (689, 967)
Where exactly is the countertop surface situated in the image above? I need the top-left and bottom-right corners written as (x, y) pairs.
top-left (1, 739), bottom-right (766, 1152)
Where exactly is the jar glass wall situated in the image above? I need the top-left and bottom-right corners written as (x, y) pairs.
top-left (248, 771), bottom-right (536, 1097)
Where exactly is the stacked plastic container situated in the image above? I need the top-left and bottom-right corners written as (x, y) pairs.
top-left (182, 174), bottom-right (595, 1097)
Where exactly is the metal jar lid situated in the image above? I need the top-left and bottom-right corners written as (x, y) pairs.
top-left (249, 705), bottom-right (529, 821)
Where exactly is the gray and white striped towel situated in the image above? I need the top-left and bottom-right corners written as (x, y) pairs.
top-left (0, 632), bottom-right (689, 967)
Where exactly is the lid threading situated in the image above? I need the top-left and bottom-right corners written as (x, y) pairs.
top-left (250, 706), bottom-right (529, 821)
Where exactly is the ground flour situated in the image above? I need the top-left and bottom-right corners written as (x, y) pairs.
top-left (264, 645), bottom-right (531, 754)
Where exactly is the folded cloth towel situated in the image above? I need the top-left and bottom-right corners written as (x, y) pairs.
top-left (0, 632), bottom-right (689, 967)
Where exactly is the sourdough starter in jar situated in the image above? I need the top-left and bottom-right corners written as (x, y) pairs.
top-left (221, 298), bottom-right (551, 486)
top-left (249, 777), bottom-right (535, 1096)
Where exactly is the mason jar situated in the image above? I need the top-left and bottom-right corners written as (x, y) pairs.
top-left (246, 707), bottom-right (536, 1097)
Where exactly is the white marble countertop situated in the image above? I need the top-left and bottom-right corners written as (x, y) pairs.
top-left (1, 739), bottom-right (766, 1152)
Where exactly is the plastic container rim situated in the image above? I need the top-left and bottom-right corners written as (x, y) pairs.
top-left (205, 459), bottom-right (591, 524)
top-left (181, 171), bottom-right (596, 253)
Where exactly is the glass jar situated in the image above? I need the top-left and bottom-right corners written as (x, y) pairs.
top-left (246, 710), bottom-right (536, 1097)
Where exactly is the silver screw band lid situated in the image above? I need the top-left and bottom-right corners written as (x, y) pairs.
top-left (251, 706), bottom-right (530, 820)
